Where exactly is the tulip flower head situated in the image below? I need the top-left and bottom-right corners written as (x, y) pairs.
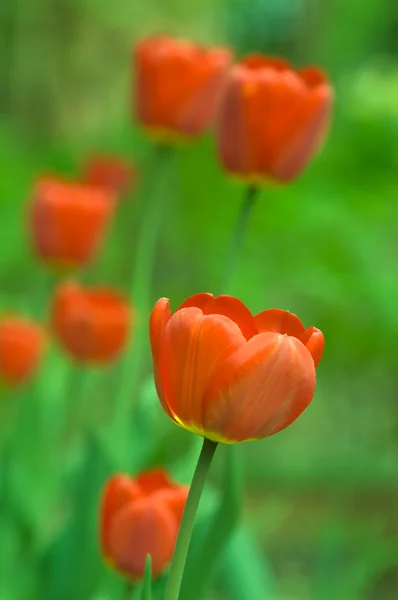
top-left (150, 293), bottom-right (324, 443)
top-left (217, 54), bottom-right (333, 184)
top-left (100, 469), bottom-right (188, 580)
top-left (82, 155), bottom-right (137, 197)
top-left (135, 35), bottom-right (232, 142)
top-left (29, 176), bottom-right (115, 270)
top-left (0, 317), bottom-right (45, 387)
top-left (51, 281), bottom-right (131, 364)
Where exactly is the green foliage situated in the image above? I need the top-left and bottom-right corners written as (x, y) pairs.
top-left (1, 0), bottom-right (398, 599)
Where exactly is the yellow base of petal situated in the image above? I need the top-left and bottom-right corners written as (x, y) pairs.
top-left (172, 414), bottom-right (257, 445)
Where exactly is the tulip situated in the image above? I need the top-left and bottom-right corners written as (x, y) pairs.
top-left (217, 54), bottom-right (333, 183)
top-left (0, 317), bottom-right (45, 386)
top-left (150, 293), bottom-right (324, 443)
top-left (51, 281), bottom-right (130, 364)
top-left (135, 35), bottom-right (232, 141)
top-left (82, 155), bottom-right (137, 197)
top-left (29, 176), bottom-right (115, 270)
top-left (100, 469), bottom-right (188, 580)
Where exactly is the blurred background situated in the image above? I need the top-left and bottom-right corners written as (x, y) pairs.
top-left (1, 0), bottom-right (398, 599)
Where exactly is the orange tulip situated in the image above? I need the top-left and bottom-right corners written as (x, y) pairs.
top-left (135, 35), bottom-right (232, 141)
top-left (217, 54), bottom-right (333, 183)
top-left (29, 176), bottom-right (115, 270)
top-left (0, 317), bottom-right (45, 386)
top-left (51, 281), bottom-right (130, 364)
top-left (100, 469), bottom-right (188, 580)
top-left (82, 155), bottom-right (138, 197)
top-left (150, 293), bottom-right (324, 443)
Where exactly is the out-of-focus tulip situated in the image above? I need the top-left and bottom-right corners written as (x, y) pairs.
top-left (0, 317), bottom-right (45, 386)
top-left (150, 293), bottom-right (324, 443)
top-left (29, 177), bottom-right (115, 270)
top-left (51, 281), bottom-right (130, 364)
top-left (82, 155), bottom-right (138, 197)
top-left (100, 469), bottom-right (188, 580)
top-left (217, 54), bottom-right (333, 183)
top-left (135, 35), bottom-right (232, 141)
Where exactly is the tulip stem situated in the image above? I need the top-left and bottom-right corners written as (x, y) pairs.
top-left (164, 438), bottom-right (218, 600)
top-left (223, 184), bottom-right (258, 294)
top-left (110, 142), bottom-right (175, 466)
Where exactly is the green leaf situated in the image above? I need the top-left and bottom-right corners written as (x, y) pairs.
top-left (217, 527), bottom-right (275, 600)
top-left (140, 555), bottom-right (152, 600)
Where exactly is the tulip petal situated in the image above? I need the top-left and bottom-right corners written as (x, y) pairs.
top-left (136, 468), bottom-right (175, 494)
top-left (270, 85), bottom-right (333, 181)
top-left (160, 486), bottom-right (189, 524)
top-left (100, 474), bottom-right (141, 556)
top-left (109, 497), bottom-right (177, 579)
top-left (254, 308), bottom-right (305, 337)
top-left (178, 294), bottom-right (256, 340)
top-left (203, 332), bottom-right (316, 442)
top-left (149, 298), bottom-right (174, 418)
top-left (298, 326), bottom-right (324, 367)
top-left (298, 66), bottom-right (329, 88)
top-left (159, 307), bottom-right (246, 431)
top-left (217, 67), bottom-right (247, 175)
top-left (241, 54), bottom-right (291, 72)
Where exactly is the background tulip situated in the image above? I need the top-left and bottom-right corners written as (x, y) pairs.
top-left (217, 54), bottom-right (333, 183)
top-left (29, 177), bottom-right (115, 270)
top-left (51, 281), bottom-right (131, 364)
top-left (135, 35), bottom-right (232, 141)
top-left (0, 317), bottom-right (45, 386)
top-left (100, 469), bottom-right (188, 580)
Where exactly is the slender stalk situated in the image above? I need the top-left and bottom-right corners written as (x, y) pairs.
top-left (141, 555), bottom-right (152, 600)
top-left (109, 143), bottom-right (174, 459)
top-left (223, 184), bottom-right (258, 294)
top-left (164, 438), bottom-right (218, 600)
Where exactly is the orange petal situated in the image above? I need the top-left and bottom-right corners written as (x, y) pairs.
top-left (177, 293), bottom-right (215, 311)
top-left (216, 66), bottom-right (247, 176)
top-left (51, 282), bottom-right (130, 364)
top-left (100, 474), bottom-right (141, 557)
top-left (108, 497), bottom-right (177, 579)
top-left (298, 66), bottom-right (329, 89)
top-left (158, 486), bottom-right (189, 525)
top-left (149, 298), bottom-right (174, 418)
top-left (254, 308), bottom-right (305, 337)
top-left (159, 307), bottom-right (246, 430)
top-left (270, 84), bottom-right (333, 181)
top-left (29, 177), bottom-right (115, 268)
top-left (241, 54), bottom-right (292, 72)
top-left (136, 468), bottom-right (175, 495)
top-left (299, 326), bottom-right (324, 367)
top-left (203, 332), bottom-right (316, 442)
top-left (0, 317), bottom-right (45, 386)
top-left (178, 294), bottom-right (256, 340)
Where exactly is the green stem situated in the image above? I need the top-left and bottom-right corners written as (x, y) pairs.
top-left (164, 438), bottom-right (218, 600)
top-left (223, 184), bottom-right (258, 294)
top-left (109, 143), bottom-right (174, 459)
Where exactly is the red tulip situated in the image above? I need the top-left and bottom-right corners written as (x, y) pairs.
top-left (51, 281), bottom-right (131, 364)
top-left (150, 293), bottom-right (324, 443)
top-left (135, 35), bottom-right (232, 141)
top-left (0, 317), bottom-right (45, 386)
top-left (217, 54), bottom-right (333, 183)
top-left (82, 155), bottom-right (138, 197)
top-left (29, 177), bottom-right (115, 270)
top-left (100, 469), bottom-right (188, 580)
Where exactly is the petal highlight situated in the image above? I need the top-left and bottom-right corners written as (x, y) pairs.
top-left (203, 333), bottom-right (316, 441)
top-left (159, 307), bottom-right (246, 430)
